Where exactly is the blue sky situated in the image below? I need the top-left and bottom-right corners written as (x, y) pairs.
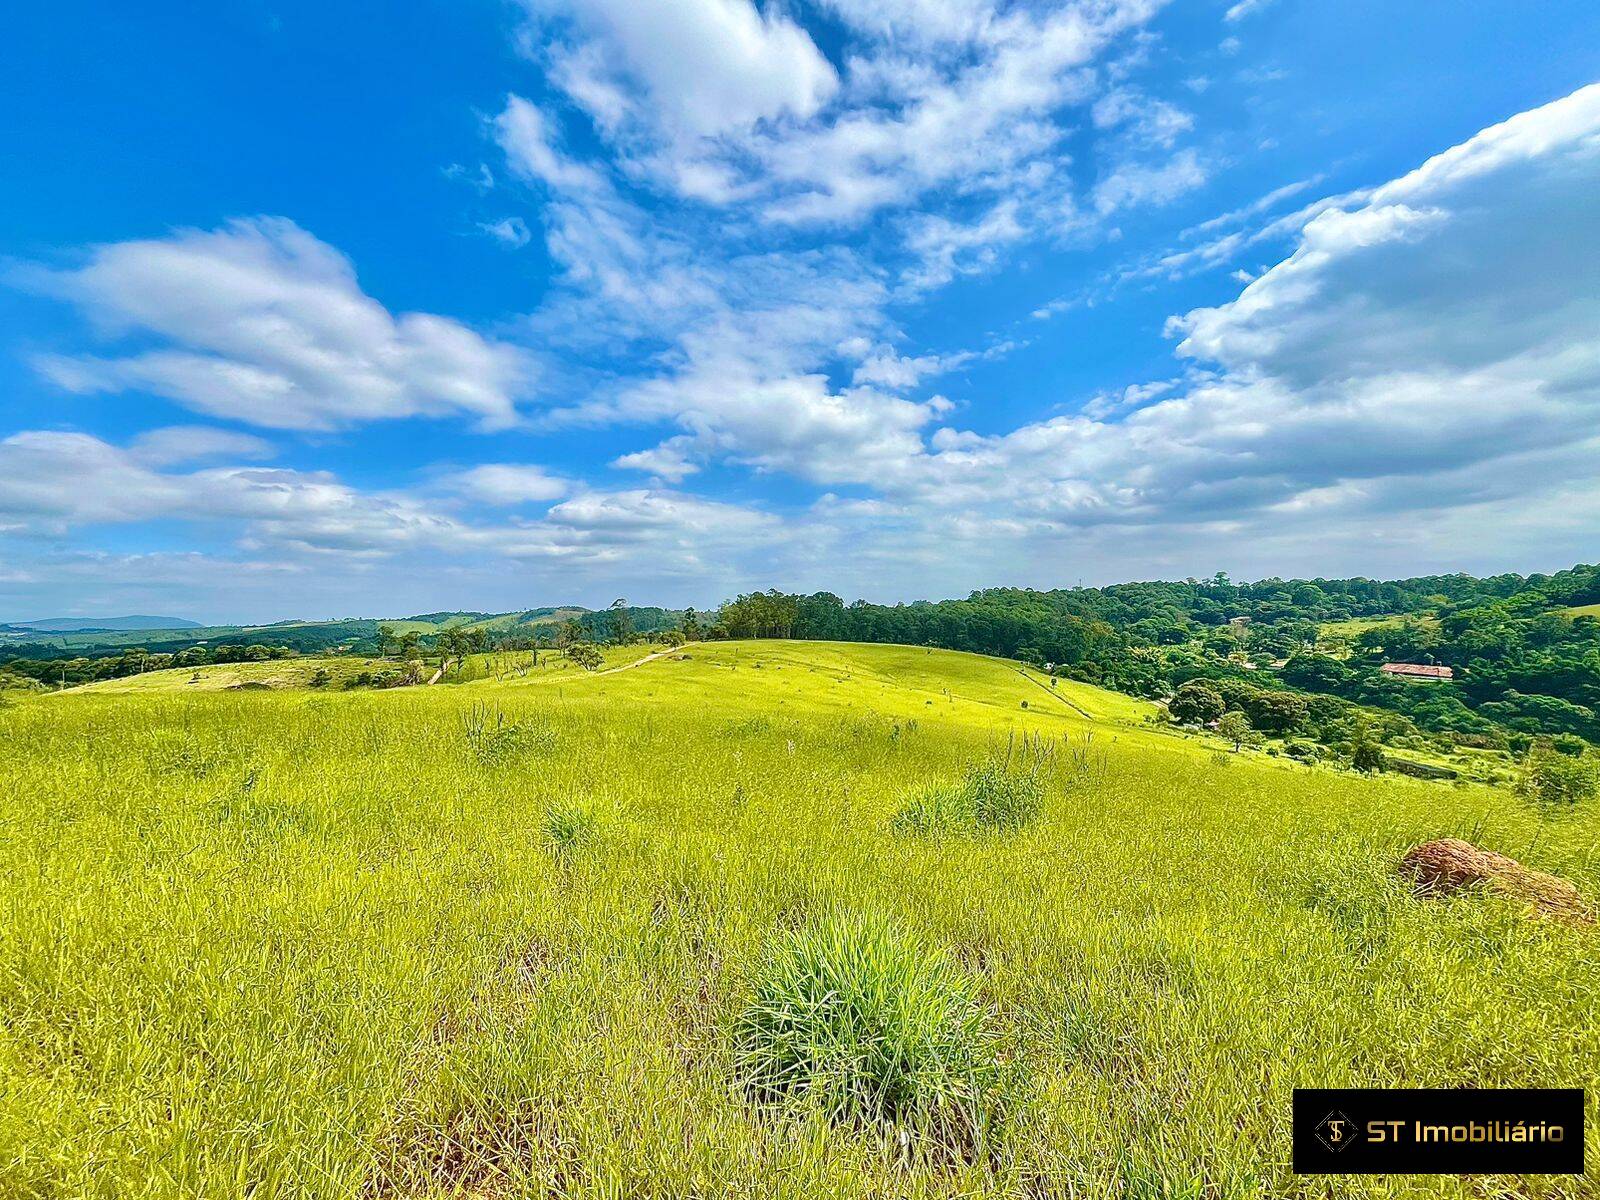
top-left (2, 1), bottom-right (1598, 622)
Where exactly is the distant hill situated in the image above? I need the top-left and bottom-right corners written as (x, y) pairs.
top-left (11, 616), bottom-right (201, 632)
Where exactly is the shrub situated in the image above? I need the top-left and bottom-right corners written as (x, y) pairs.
top-left (1518, 751), bottom-right (1599, 805)
top-left (732, 914), bottom-right (1004, 1158)
top-left (1550, 734), bottom-right (1588, 757)
top-left (1351, 739), bottom-right (1387, 774)
top-left (893, 762), bottom-right (1043, 836)
top-left (566, 643), bottom-right (603, 671)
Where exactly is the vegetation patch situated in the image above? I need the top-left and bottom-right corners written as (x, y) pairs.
top-left (144, 729), bottom-right (224, 778)
top-left (543, 799), bottom-right (598, 856)
top-left (366, 1098), bottom-right (579, 1198)
top-left (732, 914), bottom-right (1006, 1160)
top-left (893, 759), bottom-right (1045, 837)
top-left (1518, 749), bottom-right (1599, 806)
top-left (461, 702), bottom-right (554, 764)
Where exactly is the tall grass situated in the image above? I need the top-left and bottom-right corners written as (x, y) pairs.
top-left (0, 640), bottom-right (1595, 1198)
top-left (733, 913), bottom-right (1006, 1162)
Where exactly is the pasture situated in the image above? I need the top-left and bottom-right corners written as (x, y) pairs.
top-left (1, 642), bottom-right (1595, 1198)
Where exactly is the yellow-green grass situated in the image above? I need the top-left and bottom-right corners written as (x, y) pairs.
top-left (1565, 603), bottom-right (1600, 620)
top-left (65, 656), bottom-right (392, 693)
top-left (1316, 614), bottom-right (1438, 639)
top-left (66, 642), bottom-right (661, 696)
top-left (2, 642), bottom-right (1596, 1198)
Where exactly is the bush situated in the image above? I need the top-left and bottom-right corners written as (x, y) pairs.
top-left (1518, 751), bottom-right (1599, 805)
top-left (1550, 733), bottom-right (1588, 757)
top-left (1351, 740), bottom-right (1386, 774)
top-left (732, 914), bottom-right (1004, 1158)
top-left (893, 762), bottom-right (1043, 836)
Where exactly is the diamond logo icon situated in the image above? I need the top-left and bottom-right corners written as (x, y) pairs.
top-left (1314, 1110), bottom-right (1360, 1154)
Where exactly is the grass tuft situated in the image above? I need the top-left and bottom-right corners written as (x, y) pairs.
top-left (543, 799), bottom-right (598, 855)
top-left (893, 761), bottom-right (1045, 836)
top-left (732, 913), bottom-right (1005, 1159)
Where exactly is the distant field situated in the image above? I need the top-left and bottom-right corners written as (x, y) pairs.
top-left (1565, 603), bottom-right (1600, 619)
top-left (69, 642), bottom-right (658, 695)
top-left (1315, 614), bottom-right (1441, 638)
top-left (2, 641), bottom-right (1594, 1198)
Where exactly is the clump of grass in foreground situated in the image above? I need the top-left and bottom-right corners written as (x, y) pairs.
top-left (893, 760), bottom-right (1045, 836)
top-left (543, 799), bottom-right (598, 855)
top-left (732, 914), bottom-right (1006, 1161)
top-left (461, 701), bottom-right (554, 764)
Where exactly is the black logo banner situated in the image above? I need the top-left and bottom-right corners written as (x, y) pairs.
top-left (1293, 1088), bottom-right (1584, 1174)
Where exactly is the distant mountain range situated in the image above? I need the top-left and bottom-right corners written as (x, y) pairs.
top-left (7, 616), bottom-right (202, 632)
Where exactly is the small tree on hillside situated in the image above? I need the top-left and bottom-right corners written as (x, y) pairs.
top-left (437, 628), bottom-right (470, 674)
top-left (1217, 710), bottom-right (1261, 751)
top-left (1519, 750), bottom-right (1599, 804)
top-left (567, 642), bottom-right (603, 671)
top-left (556, 618), bottom-right (583, 650)
top-left (1351, 738), bottom-right (1387, 774)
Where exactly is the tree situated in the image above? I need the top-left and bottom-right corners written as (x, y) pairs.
top-left (681, 606), bottom-right (701, 641)
top-left (378, 623), bottom-right (397, 658)
top-left (1170, 680), bottom-right (1225, 725)
top-left (556, 618), bottom-right (583, 650)
top-left (1217, 710), bottom-right (1261, 751)
top-left (437, 628), bottom-right (469, 673)
top-left (1351, 739), bottom-right (1387, 773)
top-left (309, 667), bottom-right (332, 688)
top-left (567, 642), bottom-right (603, 671)
top-left (608, 598), bottom-right (634, 645)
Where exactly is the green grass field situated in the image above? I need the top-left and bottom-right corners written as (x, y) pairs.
top-left (2, 641), bottom-right (1595, 1198)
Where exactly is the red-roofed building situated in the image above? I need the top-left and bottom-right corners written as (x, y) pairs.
top-left (1380, 662), bottom-right (1454, 681)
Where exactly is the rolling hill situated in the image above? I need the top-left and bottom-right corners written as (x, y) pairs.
top-left (4, 639), bottom-right (1593, 1195)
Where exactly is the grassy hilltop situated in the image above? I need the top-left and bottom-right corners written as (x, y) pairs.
top-left (1, 641), bottom-right (1596, 1198)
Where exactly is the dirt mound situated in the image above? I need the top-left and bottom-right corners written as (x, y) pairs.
top-left (1400, 838), bottom-right (1591, 923)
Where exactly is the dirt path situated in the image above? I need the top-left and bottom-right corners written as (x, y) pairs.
top-left (1014, 667), bottom-right (1094, 719)
top-left (587, 643), bottom-right (696, 678)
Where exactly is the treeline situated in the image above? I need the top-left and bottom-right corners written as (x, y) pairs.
top-left (2, 643), bottom-right (296, 688)
top-left (713, 564), bottom-right (1600, 747)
